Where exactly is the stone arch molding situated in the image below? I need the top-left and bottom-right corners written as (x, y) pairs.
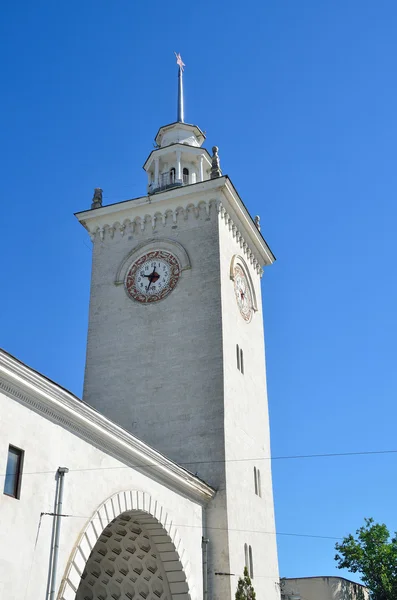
top-left (230, 254), bottom-right (258, 312)
top-left (58, 490), bottom-right (195, 600)
top-left (114, 238), bottom-right (191, 286)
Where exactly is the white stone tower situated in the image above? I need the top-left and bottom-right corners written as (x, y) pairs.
top-left (77, 56), bottom-right (280, 600)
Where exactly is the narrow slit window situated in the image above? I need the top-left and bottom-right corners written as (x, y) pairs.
top-left (240, 348), bottom-right (244, 374)
top-left (257, 469), bottom-right (261, 497)
top-left (254, 467), bottom-right (258, 495)
top-left (244, 543), bottom-right (249, 570)
top-left (236, 344), bottom-right (240, 370)
top-left (249, 545), bottom-right (254, 579)
top-left (3, 445), bottom-right (24, 499)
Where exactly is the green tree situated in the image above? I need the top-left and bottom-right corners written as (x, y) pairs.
top-left (235, 566), bottom-right (256, 600)
top-left (334, 518), bottom-right (397, 600)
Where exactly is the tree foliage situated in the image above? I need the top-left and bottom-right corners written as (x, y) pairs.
top-left (235, 566), bottom-right (256, 600)
top-left (334, 518), bottom-right (397, 600)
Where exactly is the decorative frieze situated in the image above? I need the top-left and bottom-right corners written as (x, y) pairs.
top-left (216, 200), bottom-right (264, 276)
top-left (85, 198), bottom-right (264, 276)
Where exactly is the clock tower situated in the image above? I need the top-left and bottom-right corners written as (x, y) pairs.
top-left (77, 59), bottom-right (280, 600)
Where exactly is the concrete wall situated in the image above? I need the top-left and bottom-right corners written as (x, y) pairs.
top-left (83, 196), bottom-right (230, 600)
top-left (218, 200), bottom-right (280, 600)
top-left (281, 577), bottom-right (369, 600)
top-left (81, 179), bottom-right (280, 600)
top-left (83, 200), bottom-right (225, 488)
top-left (0, 392), bottom-right (204, 600)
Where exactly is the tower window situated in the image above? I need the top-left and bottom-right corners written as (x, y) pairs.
top-left (3, 445), bottom-right (24, 499)
top-left (254, 467), bottom-right (262, 496)
top-left (237, 345), bottom-right (244, 373)
top-left (249, 546), bottom-right (254, 579)
top-left (183, 168), bottom-right (189, 184)
top-left (244, 543), bottom-right (249, 571)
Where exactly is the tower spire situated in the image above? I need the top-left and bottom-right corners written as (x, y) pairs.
top-left (174, 52), bottom-right (185, 123)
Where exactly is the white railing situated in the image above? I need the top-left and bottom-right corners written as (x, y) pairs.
top-left (148, 172), bottom-right (190, 194)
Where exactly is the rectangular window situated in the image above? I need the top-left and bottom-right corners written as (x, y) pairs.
top-left (3, 445), bottom-right (24, 499)
top-left (236, 344), bottom-right (240, 370)
top-left (240, 348), bottom-right (244, 374)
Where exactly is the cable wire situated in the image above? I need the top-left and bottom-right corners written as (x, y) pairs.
top-left (1, 447), bottom-right (396, 478)
top-left (37, 511), bottom-right (342, 540)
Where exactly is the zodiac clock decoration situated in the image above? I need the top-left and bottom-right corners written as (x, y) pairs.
top-left (125, 250), bottom-right (181, 303)
top-left (233, 263), bottom-right (253, 322)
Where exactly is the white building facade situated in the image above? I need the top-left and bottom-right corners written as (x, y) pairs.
top-left (0, 62), bottom-right (280, 600)
top-left (0, 349), bottom-right (214, 600)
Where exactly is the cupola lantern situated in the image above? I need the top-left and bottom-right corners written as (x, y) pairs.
top-left (143, 54), bottom-right (213, 194)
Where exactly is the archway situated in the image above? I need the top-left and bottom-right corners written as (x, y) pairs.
top-left (58, 491), bottom-right (192, 600)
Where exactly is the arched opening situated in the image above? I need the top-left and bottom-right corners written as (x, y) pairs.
top-left (74, 510), bottom-right (188, 600)
top-left (183, 168), bottom-right (189, 184)
top-left (170, 167), bottom-right (176, 184)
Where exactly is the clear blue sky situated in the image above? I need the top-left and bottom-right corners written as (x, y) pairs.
top-left (1, 0), bottom-right (396, 583)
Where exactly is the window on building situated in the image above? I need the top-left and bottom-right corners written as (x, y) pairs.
top-left (254, 467), bottom-right (258, 495)
top-left (3, 445), bottom-right (24, 499)
top-left (183, 167), bottom-right (189, 184)
top-left (240, 348), bottom-right (244, 374)
top-left (257, 469), bottom-right (261, 497)
top-left (236, 344), bottom-right (240, 370)
top-left (244, 543), bottom-right (249, 571)
top-left (249, 545), bottom-right (254, 579)
top-left (170, 168), bottom-right (176, 183)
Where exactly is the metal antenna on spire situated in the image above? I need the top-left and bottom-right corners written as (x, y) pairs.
top-left (174, 52), bottom-right (185, 123)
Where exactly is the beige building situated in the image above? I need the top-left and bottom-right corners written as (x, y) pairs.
top-left (281, 576), bottom-right (369, 600)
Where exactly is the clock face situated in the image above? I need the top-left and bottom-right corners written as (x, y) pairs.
top-left (125, 250), bottom-right (181, 303)
top-left (233, 264), bottom-right (253, 322)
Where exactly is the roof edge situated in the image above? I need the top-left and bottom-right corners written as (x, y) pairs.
top-left (0, 348), bottom-right (216, 504)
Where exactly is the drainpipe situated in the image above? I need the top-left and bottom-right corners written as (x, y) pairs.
top-left (202, 536), bottom-right (209, 600)
top-left (49, 467), bottom-right (69, 600)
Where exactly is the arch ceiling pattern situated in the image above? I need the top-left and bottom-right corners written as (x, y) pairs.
top-left (58, 491), bottom-right (194, 600)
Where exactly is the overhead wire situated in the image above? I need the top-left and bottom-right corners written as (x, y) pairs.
top-left (1, 447), bottom-right (396, 479)
top-left (37, 511), bottom-right (342, 541)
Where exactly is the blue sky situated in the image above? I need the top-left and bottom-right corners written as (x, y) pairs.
top-left (1, 0), bottom-right (397, 583)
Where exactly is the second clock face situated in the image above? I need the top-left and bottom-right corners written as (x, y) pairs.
top-left (125, 250), bottom-right (180, 303)
top-left (234, 264), bottom-right (253, 322)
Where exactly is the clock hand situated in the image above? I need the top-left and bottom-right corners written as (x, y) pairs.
top-left (146, 266), bottom-right (157, 292)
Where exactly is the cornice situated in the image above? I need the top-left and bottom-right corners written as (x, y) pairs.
top-left (154, 121), bottom-right (206, 145)
top-left (143, 143), bottom-right (212, 171)
top-left (221, 178), bottom-right (276, 267)
top-left (0, 349), bottom-right (215, 504)
top-left (75, 177), bottom-right (274, 275)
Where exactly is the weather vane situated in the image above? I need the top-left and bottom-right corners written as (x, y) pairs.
top-left (174, 52), bottom-right (185, 72)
